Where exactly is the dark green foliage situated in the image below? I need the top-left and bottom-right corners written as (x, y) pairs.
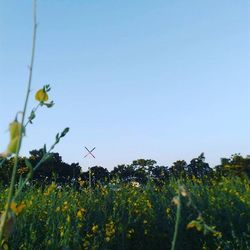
top-left (0, 151), bottom-right (249, 186)
top-left (80, 166), bottom-right (110, 186)
top-left (0, 176), bottom-right (249, 250)
top-left (215, 154), bottom-right (250, 179)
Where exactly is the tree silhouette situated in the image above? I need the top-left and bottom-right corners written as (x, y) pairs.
top-left (169, 160), bottom-right (188, 179)
top-left (80, 166), bottom-right (110, 186)
top-left (215, 154), bottom-right (250, 179)
top-left (186, 153), bottom-right (213, 179)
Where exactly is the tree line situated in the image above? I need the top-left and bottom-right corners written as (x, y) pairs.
top-left (0, 149), bottom-right (249, 186)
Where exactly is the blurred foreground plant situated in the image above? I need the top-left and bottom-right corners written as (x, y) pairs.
top-left (0, 0), bottom-right (69, 245)
top-left (171, 184), bottom-right (222, 250)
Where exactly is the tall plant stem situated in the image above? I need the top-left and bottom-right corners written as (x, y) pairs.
top-left (171, 188), bottom-right (181, 250)
top-left (0, 0), bottom-right (38, 242)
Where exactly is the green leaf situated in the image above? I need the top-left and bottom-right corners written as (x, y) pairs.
top-left (25, 158), bottom-right (33, 171)
top-left (60, 127), bottom-right (70, 137)
top-left (43, 101), bottom-right (54, 108)
top-left (28, 110), bottom-right (36, 123)
top-left (43, 144), bottom-right (47, 154)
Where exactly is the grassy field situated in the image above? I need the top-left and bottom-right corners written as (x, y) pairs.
top-left (0, 176), bottom-right (249, 250)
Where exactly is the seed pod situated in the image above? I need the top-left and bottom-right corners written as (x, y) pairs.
top-left (0, 119), bottom-right (24, 157)
top-left (7, 120), bottom-right (23, 154)
top-left (7, 137), bottom-right (19, 155)
top-left (9, 120), bottom-right (22, 141)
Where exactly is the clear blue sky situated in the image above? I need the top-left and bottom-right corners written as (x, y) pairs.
top-left (0, 0), bottom-right (249, 170)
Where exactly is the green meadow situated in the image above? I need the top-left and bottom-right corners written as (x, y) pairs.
top-left (0, 174), bottom-right (249, 250)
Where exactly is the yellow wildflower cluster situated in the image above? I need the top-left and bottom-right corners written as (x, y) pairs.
top-left (213, 231), bottom-right (222, 238)
top-left (44, 182), bottom-right (57, 196)
top-left (59, 226), bottom-right (64, 237)
top-left (0, 175), bottom-right (248, 249)
top-left (105, 220), bottom-right (115, 242)
top-left (17, 166), bottom-right (29, 175)
top-left (26, 196), bottom-right (35, 208)
top-left (191, 175), bottom-right (202, 184)
top-left (127, 228), bottom-right (135, 239)
top-left (77, 177), bottom-right (85, 187)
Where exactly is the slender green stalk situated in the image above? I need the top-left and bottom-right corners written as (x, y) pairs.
top-left (0, 0), bottom-right (37, 242)
top-left (89, 167), bottom-right (92, 189)
top-left (24, 103), bottom-right (40, 127)
top-left (14, 128), bottom-right (69, 200)
top-left (171, 188), bottom-right (181, 250)
top-left (0, 158), bottom-right (6, 168)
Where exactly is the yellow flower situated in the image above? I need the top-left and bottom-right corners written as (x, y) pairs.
top-left (10, 202), bottom-right (25, 215)
top-left (92, 224), bottom-right (99, 234)
top-left (17, 166), bottom-right (29, 175)
top-left (213, 231), bottom-right (222, 238)
top-left (166, 208), bottom-right (171, 217)
top-left (146, 200), bottom-right (152, 209)
top-left (1, 240), bottom-right (9, 250)
top-left (76, 208), bottom-right (86, 219)
top-left (127, 228), bottom-right (135, 239)
top-left (186, 221), bottom-right (196, 229)
top-left (131, 181), bottom-right (140, 187)
top-left (59, 226), bottom-right (64, 237)
top-left (186, 219), bottom-right (202, 231)
top-left (105, 220), bottom-right (115, 238)
top-left (44, 182), bottom-right (57, 196)
top-left (66, 215), bottom-right (71, 223)
top-left (179, 185), bottom-right (188, 197)
top-left (172, 196), bottom-right (180, 206)
top-left (35, 89), bottom-right (48, 102)
top-left (61, 201), bottom-right (69, 212)
top-left (83, 240), bottom-right (90, 248)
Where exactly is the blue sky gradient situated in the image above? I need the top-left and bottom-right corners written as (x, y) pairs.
top-left (0, 0), bottom-right (249, 170)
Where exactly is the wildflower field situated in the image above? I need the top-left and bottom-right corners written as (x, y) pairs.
top-left (0, 176), bottom-right (249, 250)
top-left (0, 1), bottom-right (249, 249)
